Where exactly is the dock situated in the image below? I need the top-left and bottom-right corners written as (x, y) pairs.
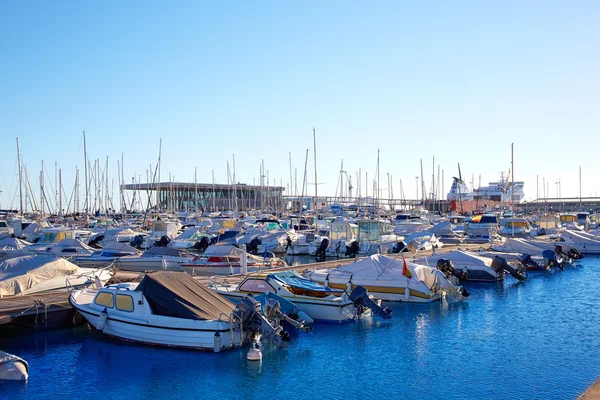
top-left (0, 291), bottom-right (75, 329)
top-left (579, 378), bottom-right (600, 400)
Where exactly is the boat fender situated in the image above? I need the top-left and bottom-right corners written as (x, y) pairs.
top-left (97, 308), bottom-right (108, 331)
top-left (346, 274), bottom-right (353, 292)
top-left (324, 273), bottom-right (330, 289)
top-left (213, 331), bottom-right (221, 353)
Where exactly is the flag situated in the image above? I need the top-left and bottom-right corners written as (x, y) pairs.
top-left (402, 259), bottom-right (412, 279)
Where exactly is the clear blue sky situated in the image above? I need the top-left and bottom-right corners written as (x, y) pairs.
top-left (1, 1), bottom-right (599, 211)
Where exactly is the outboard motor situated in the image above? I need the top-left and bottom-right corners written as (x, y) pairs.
top-left (542, 249), bottom-right (564, 270)
top-left (130, 235), bottom-right (144, 249)
top-left (390, 241), bottom-right (407, 254)
top-left (285, 235), bottom-right (293, 251)
top-left (193, 236), bottom-right (211, 253)
top-left (88, 234), bottom-right (105, 249)
top-left (264, 298), bottom-right (311, 332)
top-left (517, 253), bottom-right (543, 271)
top-left (436, 259), bottom-right (468, 281)
top-left (233, 296), bottom-right (289, 349)
top-left (348, 286), bottom-right (392, 319)
top-left (567, 247), bottom-right (584, 260)
top-left (247, 237), bottom-right (261, 255)
top-left (491, 256), bottom-right (527, 281)
top-left (155, 235), bottom-right (170, 247)
top-left (315, 237), bottom-right (330, 261)
top-left (345, 240), bottom-right (360, 258)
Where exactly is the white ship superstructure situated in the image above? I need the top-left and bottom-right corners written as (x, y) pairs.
top-left (447, 172), bottom-right (525, 203)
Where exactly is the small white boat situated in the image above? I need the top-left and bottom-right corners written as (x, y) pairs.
top-left (212, 270), bottom-right (390, 323)
top-left (304, 254), bottom-right (464, 302)
top-left (0, 351), bottom-right (28, 381)
top-left (70, 271), bottom-right (292, 352)
top-left (180, 245), bottom-right (285, 276)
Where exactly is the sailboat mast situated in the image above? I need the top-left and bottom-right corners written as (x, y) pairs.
top-left (16, 138), bottom-right (23, 213)
top-left (83, 131), bottom-right (89, 214)
top-left (313, 127), bottom-right (318, 207)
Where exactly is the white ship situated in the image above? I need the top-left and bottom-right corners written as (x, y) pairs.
top-left (447, 172), bottom-right (525, 203)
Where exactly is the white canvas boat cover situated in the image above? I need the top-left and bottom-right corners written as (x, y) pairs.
top-left (0, 255), bottom-right (80, 297)
top-left (413, 250), bottom-right (493, 267)
top-left (102, 241), bottom-right (141, 255)
top-left (0, 237), bottom-right (31, 252)
top-left (203, 245), bottom-right (243, 257)
top-left (322, 254), bottom-right (423, 283)
top-left (491, 238), bottom-right (559, 254)
top-left (428, 222), bottom-right (455, 236)
top-left (561, 229), bottom-right (600, 245)
top-left (50, 239), bottom-right (95, 255)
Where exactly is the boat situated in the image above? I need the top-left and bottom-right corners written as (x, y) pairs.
top-left (0, 254), bottom-right (112, 297)
top-left (465, 214), bottom-right (502, 244)
top-left (180, 245), bottom-right (285, 276)
top-left (498, 217), bottom-right (533, 238)
top-left (211, 270), bottom-right (391, 323)
top-left (0, 350), bottom-right (28, 381)
top-left (447, 172), bottom-right (525, 203)
top-left (304, 254), bottom-right (468, 302)
top-left (412, 250), bottom-right (526, 282)
top-left (71, 242), bottom-right (142, 269)
top-left (113, 246), bottom-right (195, 272)
top-left (69, 271), bottom-right (294, 352)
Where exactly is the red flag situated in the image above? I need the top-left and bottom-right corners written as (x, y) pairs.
top-left (402, 259), bottom-right (413, 279)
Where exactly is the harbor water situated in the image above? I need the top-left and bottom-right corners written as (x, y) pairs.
top-left (1, 257), bottom-right (599, 400)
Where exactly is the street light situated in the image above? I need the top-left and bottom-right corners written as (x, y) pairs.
top-left (415, 177), bottom-right (419, 205)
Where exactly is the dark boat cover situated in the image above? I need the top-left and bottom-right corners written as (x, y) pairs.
top-left (136, 271), bottom-right (235, 320)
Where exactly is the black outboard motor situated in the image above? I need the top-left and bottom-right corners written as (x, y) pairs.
top-left (155, 235), bottom-right (170, 247)
top-left (567, 247), bottom-right (584, 260)
top-left (390, 241), bottom-right (407, 254)
top-left (542, 249), bottom-right (564, 270)
top-left (88, 234), bottom-right (105, 249)
top-left (193, 236), bottom-right (211, 253)
top-left (130, 235), bottom-right (144, 249)
top-left (345, 240), bottom-right (360, 258)
top-left (315, 237), bottom-right (329, 261)
top-left (491, 256), bottom-right (526, 281)
top-left (517, 253), bottom-right (543, 271)
top-left (349, 286), bottom-right (392, 320)
top-left (436, 259), bottom-right (468, 281)
top-left (285, 235), bottom-right (293, 251)
top-left (247, 237), bottom-right (261, 255)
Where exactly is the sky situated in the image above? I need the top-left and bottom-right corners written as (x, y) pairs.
top-left (1, 1), bottom-right (599, 212)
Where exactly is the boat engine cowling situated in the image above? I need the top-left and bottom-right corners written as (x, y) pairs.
top-left (193, 236), bottom-right (211, 253)
top-left (233, 296), bottom-right (289, 349)
top-left (542, 249), bottom-right (564, 270)
top-left (316, 237), bottom-right (330, 256)
top-left (436, 259), bottom-right (468, 281)
top-left (349, 286), bottom-right (392, 319)
top-left (567, 247), bottom-right (584, 260)
top-left (491, 256), bottom-right (527, 281)
top-left (518, 253), bottom-right (543, 271)
top-left (247, 237), bottom-right (261, 255)
top-left (345, 240), bottom-right (360, 258)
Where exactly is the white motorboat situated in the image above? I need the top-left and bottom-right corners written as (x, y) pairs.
top-left (412, 250), bottom-right (526, 282)
top-left (71, 242), bottom-right (142, 269)
top-left (180, 245), bottom-right (285, 276)
top-left (70, 271), bottom-right (293, 352)
top-left (113, 246), bottom-right (195, 272)
top-left (304, 254), bottom-right (466, 302)
top-left (0, 254), bottom-right (112, 297)
top-left (212, 270), bottom-right (391, 323)
top-left (0, 351), bottom-right (28, 381)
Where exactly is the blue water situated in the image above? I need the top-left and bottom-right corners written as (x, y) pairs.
top-left (1, 257), bottom-right (599, 400)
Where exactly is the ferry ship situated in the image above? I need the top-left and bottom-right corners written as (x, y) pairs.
top-left (447, 172), bottom-right (525, 203)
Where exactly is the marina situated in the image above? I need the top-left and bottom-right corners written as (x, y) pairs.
top-left (0, 253), bottom-right (598, 399)
top-left (2, 2), bottom-right (600, 398)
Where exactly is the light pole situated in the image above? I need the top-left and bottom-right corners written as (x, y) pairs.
top-left (415, 177), bottom-right (419, 207)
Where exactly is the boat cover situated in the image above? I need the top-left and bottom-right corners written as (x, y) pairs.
top-left (0, 255), bottom-right (80, 297)
top-left (269, 271), bottom-right (343, 293)
top-left (413, 250), bottom-right (493, 267)
top-left (136, 271), bottom-right (234, 320)
top-left (491, 238), bottom-right (563, 254)
top-left (0, 237), bottom-right (31, 252)
top-left (141, 246), bottom-right (189, 258)
top-left (321, 254), bottom-right (422, 282)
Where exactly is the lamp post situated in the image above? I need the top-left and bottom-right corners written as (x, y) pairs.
top-left (415, 176), bottom-right (419, 207)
